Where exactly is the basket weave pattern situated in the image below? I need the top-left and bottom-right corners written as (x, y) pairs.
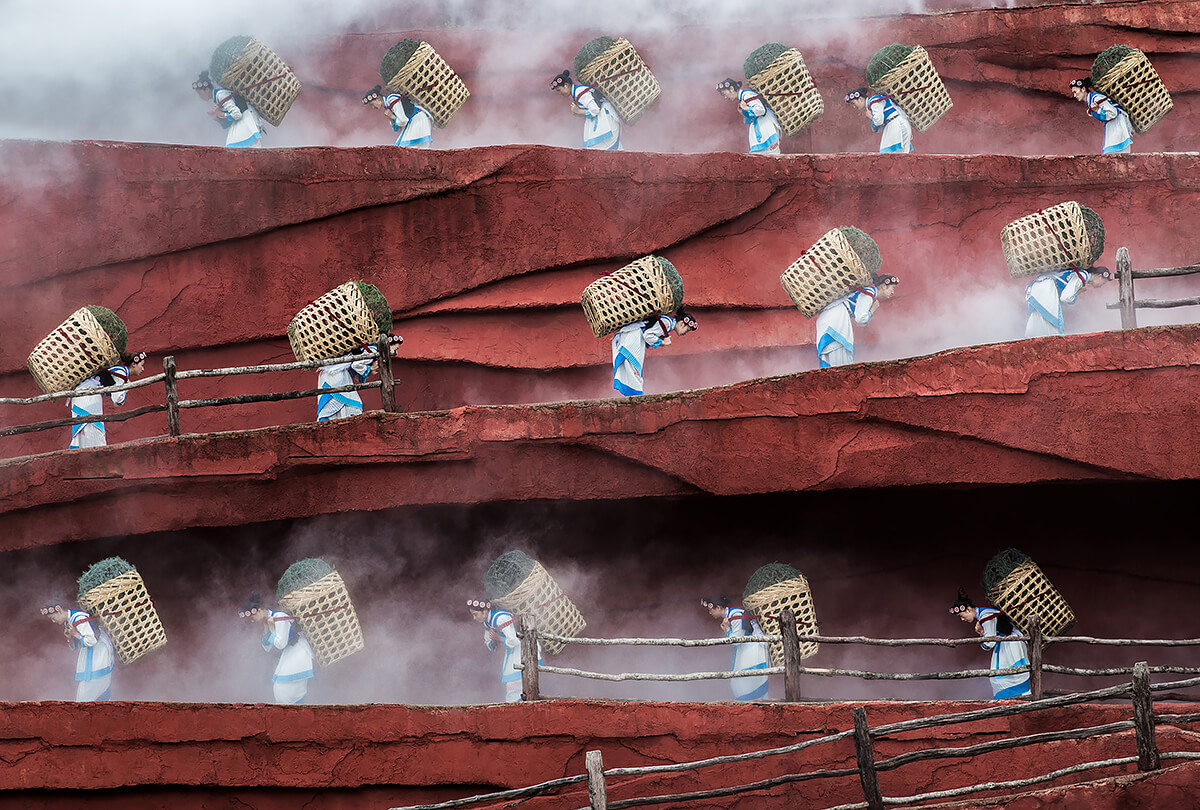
top-left (1000, 201), bottom-right (1091, 278)
top-left (219, 39), bottom-right (301, 127)
top-left (872, 46), bottom-right (952, 132)
top-left (743, 577), bottom-right (819, 664)
top-left (577, 38), bottom-right (661, 124)
top-left (747, 49), bottom-right (824, 136)
top-left (581, 256), bottom-right (676, 337)
top-left (987, 560), bottom-right (1076, 643)
top-left (780, 229), bottom-right (872, 318)
top-left (1094, 50), bottom-right (1173, 135)
top-left (287, 282), bottom-right (377, 362)
top-left (385, 41), bottom-right (470, 128)
top-left (493, 562), bottom-right (586, 656)
top-left (27, 307), bottom-right (121, 394)
top-left (279, 570), bottom-right (365, 668)
top-left (78, 570), bottom-right (167, 666)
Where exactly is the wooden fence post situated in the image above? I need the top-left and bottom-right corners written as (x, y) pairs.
top-left (163, 356), bottom-right (181, 437)
top-left (585, 750), bottom-right (608, 809)
top-left (375, 335), bottom-right (398, 413)
top-left (853, 706), bottom-right (884, 810)
top-left (1027, 613), bottom-right (1043, 700)
top-left (1117, 246), bottom-right (1136, 330)
top-left (1132, 661), bottom-right (1160, 771)
top-left (520, 617), bottom-right (540, 702)
top-left (780, 608), bottom-right (803, 702)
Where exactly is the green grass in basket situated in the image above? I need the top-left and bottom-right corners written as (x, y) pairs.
top-left (354, 281), bottom-right (393, 334)
top-left (210, 35), bottom-right (254, 85)
top-left (744, 562), bottom-right (803, 599)
top-left (980, 548), bottom-right (1031, 597)
top-left (485, 550), bottom-right (538, 601)
top-left (85, 306), bottom-right (128, 355)
top-left (1092, 45), bottom-right (1134, 84)
top-left (1079, 206), bottom-right (1105, 267)
top-left (866, 44), bottom-right (916, 87)
top-left (838, 227), bottom-right (882, 277)
top-left (652, 256), bottom-right (685, 311)
top-left (575, 36), bottom-right (617, 77)
top-left (277, 558), bottom-right (335, 601)
top-left (381, 39), bottom-right (422, 83)
top-left (78, 556), bottom-right (135, 599)
top-left (744, 43), bottom-right (791, 81)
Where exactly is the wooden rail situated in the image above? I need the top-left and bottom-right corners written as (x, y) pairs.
top-left (1107, 246), bottom-right (1200, 328)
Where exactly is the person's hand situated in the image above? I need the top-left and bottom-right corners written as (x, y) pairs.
top-left (570, 105), bottom-right (586, 116)
top-left (974, 621), bottom-right (984, 636)
top-left (720, 618), bottom-right (731, 634)
top-left (661, 336), bottom-right (672, 346)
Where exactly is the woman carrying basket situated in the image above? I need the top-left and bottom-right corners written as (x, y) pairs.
top-left (316, 335), bottom-right (402, 422)
top-left (1069, 78), bottom-right (1133, 155)
top-left (716, 78), bottom-right (781, 156)
top-left (68, 352), bottom-right (146, 450)
top-left (192, 72), bottom-right (264, 149)
top-left (702, 596), bottom-right (770, 701)
top-left (611, 308), bottom-right (697, 396)
top-left (1023, 266), bottom-right (1111, 338)
top-left (240, 592), bottom-right (314, 704)
top-left (42, 597), bottom-right (115, 701)
top-left (468, 599), bottom-right (540, 703)
top-left (363, 86), bottom-right (435, 148)
top-left (815, 275), bottom-right (897, 369)
top-left (844, 89), bottom-right (912, 153)
top-left (950, 588), bottom-right (1031, 699)
top-left (550, 70), bottom-right (621, 151)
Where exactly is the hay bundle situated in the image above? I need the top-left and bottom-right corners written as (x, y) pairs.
top-left (867, 44), bottom-right (952, 132)
top-left (581, 255), bottom-right (684, 338)
top-left (982, 548), bottom-right (1076, 642)
top-left (27, 306), bottom-right (127, 394)
top-left (287, 281), bottom-right (391, 362)
top-left (575, 37), bottom-right (661, 124)
top-left (1000, 201), bottom-right (1102, 278)
top-left (381, 39), bottom-right (470, 128)
top-left (1091, 45), bottom-right (1173, 134)
top-left (745, 44), bottom-right (824, 136)
top-left (77, 557), bottom-right (167, 666)
top-left (485, 551), bottom-right (586, 656)
top-left (779, 227), bottom-right (877, 318)
top-left (210, 36), bottom-right (301, 127)
top-left (277, 558), bottom-right (364, 667)
top-left (743, 563), bottom-right (819, 663)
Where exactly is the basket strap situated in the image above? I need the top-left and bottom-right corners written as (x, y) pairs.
top-left (278, 603), bottom-right (352, 622)
top-left (893, 85), bottom-right (932, 97)
top-left (758, 84), bottom-right (818, 99)
top-left (1036, 209), bottom-right (1080, 271)
top-left (496, 591), bottom-right (570, 630)
top-left (414, 72), bottom-right (457, 95)
top-left (743, 611), bottom-right (817, 629)
top-left (997, 585), bottom-right (1058, 620)
top-left (58, 325), bottom-right (107, 371)
top-left (1121, 77), bottom-right (1159, 90)
top-left (805, 253), bottom-right (827, 276)
top-left (588, 64), bottom-right (646, 91)
top-left (607, 275), bottom-right (669, 331)
top-left (240, 69), bottom-right (295, 93)
top-left (100, 599), bottom-right (153, 617)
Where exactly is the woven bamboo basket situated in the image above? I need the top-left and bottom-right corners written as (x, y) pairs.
top-left (581, 256), bottom-right (677, 338)
top-left (217, 39), bottom-right (301, 127)
top-left (577, 38), bottom-right (661, 125)
top-left (1000, 201), bottom-right (1092, 279)
top-left (987, 560), bottom-right (1076, 644)
top-left (78, 570), bottom-right (167, 666)
top-left (492, 562), bottom-right (585, 656)
top-left (26, 307), bottom-right (122, 394)
top-left (747, 48), bottom-right (824, 136)
top-left (384, 41), bottom-right (470, 129)
top-left (743, 576), bottom-right (819, 664)
top-left (1094, 49), bottom-right (1173, 135)
top-left (279, 570), bottom-right (364, 668)
top-left (871, 46), bottom-right (952, 132)
top-left (287, 282), bottom-right (379, 362)
top-left (780, 229), bottom-right (873, 318)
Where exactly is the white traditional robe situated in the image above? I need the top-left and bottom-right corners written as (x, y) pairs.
top-left (68, 610), bottom-right (114, 702)
top-left (976, 607), bottom-right (1031, 699)
top-left (725, 607), bottom-right (770, 701)
top-left (263, 609), bottom-right (315, 704)
top-left (1024, 269), bottom-right (1090, 338)
top-left (612, 315), bottom-right (676, 396)
top-left (213, 86), bottom-right (263, 148)
top-left (385, 94), bottom-right (434, 147)
top-left (68, 365), bottom-right (129, 449)
top-left (738, 88), bottom-right (781, 155)
top-left (317, 348), bottom-right (378, 421)
top-left (572, 84), bottom-right (621, 151)
top-left (867, 94), bottom-right (913, 153)
top-left (816, 288), bottom-right (877, 368)
top-left (1087, 91), bottom-right (1133, 154)
top-left (484, 608), bottom-right (541, 703)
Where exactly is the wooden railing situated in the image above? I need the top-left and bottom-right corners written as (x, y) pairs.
top-left (0, 335), bottom-right (400, 441)
top-left (1109, 246), bottom-right (1200, 328)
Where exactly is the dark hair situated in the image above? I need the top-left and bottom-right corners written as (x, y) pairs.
top-left (951, 587), bottom-right (974, 611)
top-left (242, 591), bottom-right (263, 613)
top-left (1080, 77), bottom-right (1095, 90)
top-left (845, 87), bottom-right (869, 101)
top-left (42, 596), bottom-right (66, 612)
top-left (703, 595), bottom-right (751, 634)
top-left (994, 613), bottom-right (1015, 636)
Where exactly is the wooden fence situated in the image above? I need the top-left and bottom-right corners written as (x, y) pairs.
top-left (1109, 246), bottom-right (1200, 329)
top-left (0, 335), bottom-right (400, 441)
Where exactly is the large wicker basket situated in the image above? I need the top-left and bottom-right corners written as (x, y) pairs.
top-left (746, 48), bottom-right (824, 136)
top-left (279, 570), bottom-right (364, 668)
top-left (986, 560), bottom-right (1076, 645)
top-left (78, 569), bottom-right (167, 666)
top-left (288, 282), bottom-right (379, 362)
top-left (384, 40), bottom-right (470, 129)
top-left (218, 38), bottom-right (301, 127)
top-left (577, 37), bottom-right (661, 125)
top-left (581, 256), bottom-right (678, 338)
top-left (27, 307), bottom-right (122, 395)
top-left (780, 229), bottom-right (873, 318)
top-left (1093, 49), bottom-right (1173, 135)
top-left (1000, 201), bottom-right (1092, 279)
top-left (492, 562), bottom-right (586, 657)
top-left (743, 576), bottom-right (819, 664)
top-left (871, 45), bottom-right (952, 132)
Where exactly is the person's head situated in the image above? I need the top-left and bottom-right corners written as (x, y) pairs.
top-left (873, 274), bottom-right (899, 301)
top-left (550, 70), bottom-right (572, 96)
top-left (239, 591), bottom-right (265, 624)
top-left (1088, 266), bottom-right (1113, 287)
top-left (700, 595), bottom-right (729, 620)
top-left (674, 307), bottom-right (698, 336)
top-left (1069, 77), bottom-right (1092, 102)
top-left (950, 587), bottom-right (976, 623)
top-left (362, 85), bottom-right (384, 110)
top-left (716, 78), bottom-right (741, 101)
top-left (467, 598), bottom-right (491, 623)
top-left (41, 597), bottom-right (68, 624)
top-left (844, 88), bottom-right (868, 112)
top-left (192, 71), bottom-right (213, 100)
top-left (123, 351), bottom-right (147, 376)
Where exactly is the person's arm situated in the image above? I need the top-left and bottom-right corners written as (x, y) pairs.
top-left (575, 88), bottom-right (601, 118)
top-left (107, 366), bottom-right (130, 406)
top-left (263, 613), bottom-right (288, 651)
top-left (499, 621), bottom-right (521, 652)
top-left (1088, 94), bottom-right (1119, 122)
top-left (868, 99), bottom-right (886, 130)
top-left (977, 614), bottom-right (998, 650)
top-left (350, 348), bottom-right (377, 382)
top-left (852, 290), bottom-right (877, 325)
top-left (75, 615), bottom-right (99, 647)
top-left (1060, 271), bottom-right (1088, 304)
top-left (215, 90), bottom-right (243, 122)
top-left (742, 93), bottom-right (767, 120)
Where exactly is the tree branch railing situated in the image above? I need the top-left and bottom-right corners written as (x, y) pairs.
top-left (1107, 246), bottom-right (1200, 329)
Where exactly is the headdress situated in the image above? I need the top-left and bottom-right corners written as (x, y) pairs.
top-left (192, 71), bottom-right (213, 92)
top-left (844, 88), bottom-right (867, 103)
top-left (876, 274), bottom-right (900, 286)
top-left (362, 85), bottom-right (383, 105)
top-left (239, 590), bottom-right (263, 618)
top-left (41, 596), bottom-right (65, 615)
top-left (675, 306), bottom-right (698, 331)
top-left (716, 78), bottom-right (742, 93)
top-left (700, 596), bottom-right (730, 610)
top-left (467, 598), bottom-right (492, 610)
top-left (1069, 78), bottom-right (1086, 89)
top-left (949, 587), bottom-right (974, 615)
top-left (549, 70), bottom-right (571, 91)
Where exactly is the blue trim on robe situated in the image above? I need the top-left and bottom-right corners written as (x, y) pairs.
top-left (398, 132), bottom-right (433, 146)
top-left (274, 668), bottom-right (315, 683)
top-left (614, 346), bottom-right (644, 377)
top-left (1103, 138), bottom-right (1133, 154)
top-left (70, 404), bottom-right (98, 439)
top-left (736, 678), bottom-right (770, 701)
top-left (317, 384), bottom-right (363, 419)
top-left (995, 674), bottom-right (1031, 699)
top-left (817, 329), bottom-right (855, 365)
top-left (583, 129), bottom-right (613, 148)
top-left (95, 686), bottom-right (112, 701)
top-left (226, 130), bottom-right (261, 148)
top-left (880, 141), bottom-right (906, 153)
top-left (1027, 296), bottom-right (1065, 334)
